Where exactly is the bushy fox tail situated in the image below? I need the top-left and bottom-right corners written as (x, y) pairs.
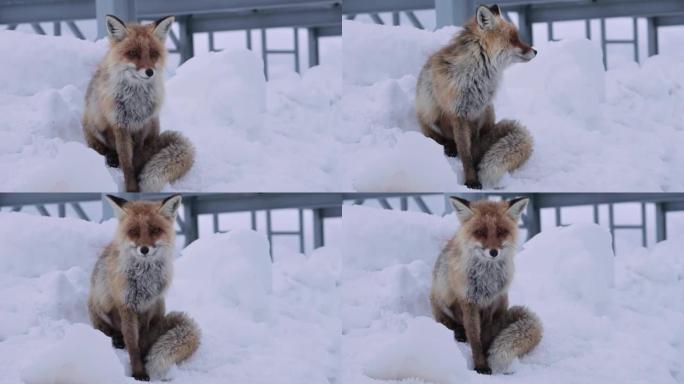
top-left (139, 131), bottom-right (195, 192)
top-left (478, 120), bottom-right (533, 188)
top-left (487, 306), bottom-right (542, 373)
top-left (145, 311), bottom-right (201, 380)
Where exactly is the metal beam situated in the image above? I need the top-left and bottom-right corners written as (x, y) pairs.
top-left (343, 0), bottom-right (434, 14)
top-left (653, 14), bottom-right (684, 27)
top-left (528, 0), bottom-right (684, 23)
top-left (0, 0), bottom-right (339, 23)
top-left (435, 0), bottom-right (473, 28)
top-left (190, 7), bottom-right (341, 32)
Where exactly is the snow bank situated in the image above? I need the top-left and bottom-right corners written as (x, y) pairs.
top-left (515, 224), bottom-right (615, 314)
top-left (0, 31), bottom-right (105, 96)
top-left (20, 324), bottom-right (127, 384)
top-left (342, 206), bottom-right (684, 383)
top-left (0, 213), bottom-right (112, 277)
top-left (364, 316), bottom-right (467, 384)
top-left (343, 20), bottom-right (684, 191)
top-left (174, 230), bottom-right (273, 321)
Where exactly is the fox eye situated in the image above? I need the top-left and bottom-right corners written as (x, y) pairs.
top-left (149, 50), bottom-right (159, 59)
top-left (497, 228), bottom-right (509, 238)
top-left (474, 228), bottom-right (487, 238)
top-left (126, 49), bottom-right (140, 59)
top-left (128, 227), bottom-right (140, 237)
top-left (149, 226), bottom-right (163, 236)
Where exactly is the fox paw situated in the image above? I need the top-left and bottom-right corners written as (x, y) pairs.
top-left (443, 144), bottom-right (458, 157)
top-left (111, 335), bottom-right (125, 349)
top-left (454, 330), bottom-right (467, 342)
top-left (105, 153), bottom-right (119, 168)
top-left (465, 179), bottom-right (482, 190)
top-left (133, 372), bottom-right (150, 381)
top-left (475, 365), bottom-right (492, 375)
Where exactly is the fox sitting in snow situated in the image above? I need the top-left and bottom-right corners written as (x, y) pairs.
top-left (416, 4), bottom-right (535, 189)
top-left (88, 194), bottom-right (200, 381)
top-left (82, 15), bottom-right (195, 192)
top-left (430, 196), bottom-right (542, 374)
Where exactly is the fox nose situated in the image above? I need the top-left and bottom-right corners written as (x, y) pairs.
top-left (532, 48), bottom-right (538, 55)
top-left (145, 68), bottom-right (154, 78)
top-left (140, 246), bottom-right (149, 255)
top-left (489, 249), bottom-right (499, 257)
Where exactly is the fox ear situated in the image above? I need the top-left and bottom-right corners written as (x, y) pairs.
top-left (476, 5), bottom-right (498, 30)
top-left (506, 197), bottom-right (529, 221)
top-left (105, 15), bottom-right (128, 42)
top-left (489, 4), bottom-right (501, 16)
top-left (153, 16), bottom-right (175, 41)
top-left (159, 194), bottom-right (182, 219)
top-left (105, 195), bottom-right (128, 218)
top-left (449, 196), bottom-right (474, 223)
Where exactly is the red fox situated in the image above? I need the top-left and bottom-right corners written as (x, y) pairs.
top-left (416, 4), bottom-right (535, 189)
top-left (83, 15), bottom-right (195, 192)
top-left (88, 194), bottom-right (200, 381)
top-left (430, 196), bottom-right (542, 374)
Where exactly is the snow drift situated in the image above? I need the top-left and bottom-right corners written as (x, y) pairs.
top-left (342, 20), bottom-right (684, 191)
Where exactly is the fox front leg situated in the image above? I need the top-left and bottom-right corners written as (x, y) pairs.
top-left (113, 128), bottom-right (139, 192)
top-left (463, 302), bottom-right (491, 374)
top-left (120, 307), bottom-right (149, 381)
top-left (452, 118), bottom-right (482, 189)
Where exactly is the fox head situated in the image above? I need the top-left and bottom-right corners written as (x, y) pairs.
top-left (468, 4), bottom-right (537, 66)
top-left (106, 194), bottom-right (181, 258)
top-left (450, 196), bottom-right (528, 260)
top-left (104, 15), bottom-right (174, 81)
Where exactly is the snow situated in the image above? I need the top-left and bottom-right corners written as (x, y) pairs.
top-left (0, 30), bottom-right (341, 192)
top-left (20, 324), bottom-right (127, 384)
top-left (341, 205), bottom-right (684, 384)
top-left (0, 213), bottom-right (341, 384)
top-left (342, 20), bottom-right (684, 191)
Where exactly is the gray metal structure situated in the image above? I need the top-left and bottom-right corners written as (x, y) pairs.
top-left (343, 0), bottom-right (684, 68)
top-left (0, 193), bottom-right (343, 258)
top-left (1, 0), bottom-right (342, 78)
top-left (346, 193), bottom-right (684, 251)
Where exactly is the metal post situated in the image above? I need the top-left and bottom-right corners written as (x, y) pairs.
top-left (524, 194), bottom-right (541, 240)
top-left (392, 12), bottom-right (400, 26)
top-left (293, 28), bottom-right (300, 73)
top-left (592, 204), bottom-right (599, 224)
top-left (307, 27), bottom-right (320, 67)
top-left (632, 17), bottom-right (639, 63)
top-left (261, 29), bottom-right (269, 79)
top-left (517, 6), bottom-right (533, 46)
top-left (585, 19), bottom-right (591, 39)
top-left (58, 203), bottom-right (66, 217)
top-left (435, 0), bottom-right (472, 29)
top-left (608, 203), bottom-right (615, 251)
top-left (600, 18), bottom-right (608, 69)
top-left (298, 209), bottom-right (305, 253)
top-left (640, 202), bottom-right (647, 247)
top-left (554, 207), bottom-right (562, 226)
top-left (208, 31), bottom-right (215, 52)
top-left (178, 16), bottom-right (194, 63)
top-left (312, 208), bottom-right (324, 249)
top-left (182, 197), bottom-right (198, 246)
top-left (246, 29), bottom-right (253, 50)
top-left (53, 21), bottom-right (61, 36)
top-left (646, 17), bottom-right (659, 56)
top-left (400, 197), bottom-right (408, 211)
top-left (250, 210), bottom-right (257, 230)
top-left (547, 22), bottom-right (554, 41)
top-left (96, 0), bottom-right (136, 39)
top-left (654, 202), bottom-right (667, 242)
top-left (212, 212), bottom-right (219, 233)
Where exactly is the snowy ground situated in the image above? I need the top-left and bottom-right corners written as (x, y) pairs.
top-left (342, 21), bottom-right (684, 191)
top-left (0, 30), bottom-right (342, 192)
top-left (0, 212), bottom-right (341, 383)
top-left (341, 205), bottom-right (684, 384)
